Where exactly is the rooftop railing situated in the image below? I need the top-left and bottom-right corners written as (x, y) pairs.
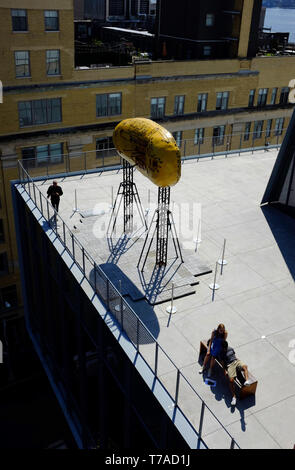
top-left (17, 159), bottom-right (243, 450)
top-left (20, 127), bottom-right (285, 178)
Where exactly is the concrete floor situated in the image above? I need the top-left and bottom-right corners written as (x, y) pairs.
top-left (37, 148), bottom-right (295, 449)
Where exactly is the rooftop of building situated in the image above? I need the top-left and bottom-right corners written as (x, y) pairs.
top-left (32, 148), bottom-right (295, 449)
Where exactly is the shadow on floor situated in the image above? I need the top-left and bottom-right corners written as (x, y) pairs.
top-left (89, 263), bottom-right (160, 343)
top-left (261, 205), bottom-right (295, 280)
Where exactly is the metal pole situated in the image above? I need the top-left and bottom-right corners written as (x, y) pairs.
top-left (154, 342), bottom-right (159, 376)
top-left (63, 221), bottom-right (66, 245)
top-left (94, 263), bottom-right (97, 293)
top-left (72, 234), bottom-right (75, 260)
top-left (82, 247), bottom-right (85, 274)
top-left (166, 282), bottom-right (177, 314)
top-left (209, 262), bottom-right (220, 291)
top-left (218, 238), bottom-right (228, 274)
top-left (136, 317), bottom-right (140, 350)
top-left (198, 401), bottom-right (205, 441)
top-left (230, 438), bottom-right (235, 449)
top-left (175, 369), bottom-right (180, 406)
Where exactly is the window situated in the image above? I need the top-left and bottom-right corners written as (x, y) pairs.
top-left (44, 11), bottom-right (59, 31)
top-left (46, 50), bottom-right (60, 75)
top-left (15, 51), bottom-right (30, 78)
top-left (11, 9), bottom-right (27, 31)
top-left (194, 128), bottom-right (204, 145)
top-left (151, 97), bottom-right (165, 119)
top-left (174, 95), bottom-right (185, 115)
top-left (0, 253), bottom-right (9, 276)
top-left (205, 14), bottom-right (215, 26)
top-left (270, 87), bottom-right (278, 105)
top-left (0, 285), bottom-right (18, 312)
top-left (0, 220), bottom-right (4, 243)
top-left (253, 121), bottom-right (264, 139)
top-left (172, 131), bottom-right (182, 147)
top-left (216, 92), bottom-right (229, 110)
top-left (18, 98), bottom-right (62, 127)
top-left (248, 89), bottom-right (255, 107)
top-left (266, 119), bottom-right (272, 138)
top-left (257, 88), bottom-right (268, 107)
top-left (96, 137), bottom-right (114, 159)
top-left (274, 118), bottom-right (284, 136)
top-left (244, 122), bottom-right (251, 141)
top-left (213, 126), bottom-right (225, 146)
top-left (22, 143), bottom-right (63, 165)
top-left (280, 87), bottom-right (290, 104)
top-left (197, 93), bottom-right (208, 112)
top-left (203, 46), bottom-right (212, 57)
top-left (96, 93), bottom-right (122, 117)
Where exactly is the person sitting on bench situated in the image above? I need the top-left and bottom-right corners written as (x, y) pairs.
top-left (199, 324), bottom-right (228, 377)
top-left (220, 340), bottom-right (251, 406)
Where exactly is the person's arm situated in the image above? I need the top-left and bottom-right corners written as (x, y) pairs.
top-left (206, 330), bottom-right (215, 355)
top-left (47, 187), bottom-right (51, 198)
top-left (58, 187), bottom-right (63, 196)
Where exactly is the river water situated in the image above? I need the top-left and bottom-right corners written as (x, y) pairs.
top-left (264, 8), bottom-right (295, 42)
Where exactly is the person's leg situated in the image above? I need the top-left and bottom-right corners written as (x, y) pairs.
top-left (229, 378), bottom-right (236, 405)
top-left (208, 356), bottom-right (216, 377)
top-left (243, 365), bottom-right (250, 384)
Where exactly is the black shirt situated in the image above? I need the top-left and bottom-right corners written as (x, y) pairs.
top-left (221, 347), bottom-right (237, 367)
top-left (47, 185), bottom-right (63, 202)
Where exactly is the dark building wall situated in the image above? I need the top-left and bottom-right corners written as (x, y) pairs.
top-left (12, 186), bottom-right (191, 449)
top-left (84, 0), bottom-right (106, 20)
top-left (248, 0), bottom-right (263, 57)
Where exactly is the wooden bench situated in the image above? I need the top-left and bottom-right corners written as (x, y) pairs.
top-left (199, 340), bottom-right (258, 399)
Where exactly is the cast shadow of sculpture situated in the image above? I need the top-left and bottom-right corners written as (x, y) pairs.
top-left (89, 263), bottom-right (160, 344)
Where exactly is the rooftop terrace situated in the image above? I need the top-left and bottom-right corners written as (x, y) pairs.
top-left (34, 148), bottom-right (295, 449)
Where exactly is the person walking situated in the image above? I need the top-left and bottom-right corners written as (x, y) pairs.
top-left (47, 180), bottom-right (63, 212)
top-left (199, 323), bottom-right (228, 377)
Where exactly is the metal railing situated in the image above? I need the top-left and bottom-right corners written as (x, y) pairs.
top-left (17, 160), bottom-right (244, 449)
top-left (20, 127), bottom-right (286, 178)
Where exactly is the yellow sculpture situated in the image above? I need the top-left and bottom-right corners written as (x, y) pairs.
top-left (113, 118), bottom-right (181, 187)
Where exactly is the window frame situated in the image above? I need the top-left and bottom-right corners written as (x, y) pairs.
top-left (270, 87), bottom-right (278, 105)
top-left (21, 143), bottom-right (64, 167)
top-left (253, 120), bottom-right (264, 139)
top-left (205, 13), bottom-right (215, 27)
top-left (274, 117), bottom-right (284, 136)
top-left (280, 87), bottom-right (290, 105)
top-left (96, 93), bottom-right (122, 118)
top-left (248, 89), bottom-right (256, 107)
top-left (213, 125), bottom-right (226, 146)
top-left (18, 98), bottom-right (62, 127)
top-left (174, 95), bottom-right (185, 116)
top-left (150, 96), bottom-right (166, 119)
top-left (14, 50), bottom-right (30, 78)
top-left (197, 93), bottom-right (208, 112)
top-left (244, 122), bottom-right (251, 141)
top-left (203, 45), bottom-right (212, 57)
top-left (266, 119), bottom-right (273, 138)
top-left (172, 131), bottom-right (182, 148)
top-left (11, 9), bottom-right (28, 32)
top-left (216, 91), bottom-right (229, 111)
top-left (46, 49), bottom-right (61, 76)
top-left (194, 128), bottom-right (205, 145)
top-left (44, 10), bottom-right (59, 32)
top-left (257, 88), bottom-right (268, 107)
